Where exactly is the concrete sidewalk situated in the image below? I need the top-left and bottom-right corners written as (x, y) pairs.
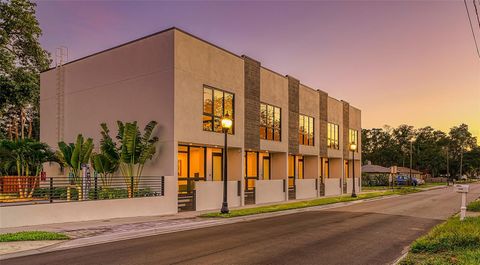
top-left (0, 185), bottom-right (449, 260)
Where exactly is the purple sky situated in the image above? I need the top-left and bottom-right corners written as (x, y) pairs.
top-left (36, 1), bottom-right (480, 139)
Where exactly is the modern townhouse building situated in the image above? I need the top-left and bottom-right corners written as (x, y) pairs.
top-left (39, 27), bottom-right (362, 215)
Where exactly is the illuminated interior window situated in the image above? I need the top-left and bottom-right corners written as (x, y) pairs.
top-left (327, 123), bottom-right (339, 149)
top-left (260, 103), bottom-right (281, 141)
top-left (203, 86), bottom-right (234, 134)
top-left (299, 114), bottom-right (314, 146)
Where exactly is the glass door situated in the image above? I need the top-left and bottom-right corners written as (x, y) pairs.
top-left (245, 151), bottom-right (258, 191)
top-left (262, 156), bottom-right (271, 180)
top-left (288, 155), bottom-right (295, 188)
top-left (298, 157), bottom-right (304, 179)
top-left (212, 152), bottom-right (223, 181)
top-left (178, 145), bottom-right (206, 194)
top-left (178, 146), bottom-right (189, 194)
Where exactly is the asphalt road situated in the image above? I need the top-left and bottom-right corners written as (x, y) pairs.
top-left (4, 184), bottom-right (480, 265)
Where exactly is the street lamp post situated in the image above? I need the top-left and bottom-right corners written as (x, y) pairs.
top-left (350, 143), bottom-right (357, 198)
top-left (220, 113), bottom-right (233, 214)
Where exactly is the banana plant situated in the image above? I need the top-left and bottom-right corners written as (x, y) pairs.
top-left (57, 134), bottom-right (94, 200)
top-left (116, 121), bottom-right (158, 197)
top-left (91, 123), bottom-right (119, 189)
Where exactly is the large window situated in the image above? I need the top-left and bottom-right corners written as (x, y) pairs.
top-left (260, 103), bottom-right (281, 141)
top-left (299, 114), bottom-right (314, 146)
top-left (203, 86), bottom-right (234, 134)
top-left (327, 123), bottom-right (339, 149)
top-left (349, 129), bottom-right (358, 152)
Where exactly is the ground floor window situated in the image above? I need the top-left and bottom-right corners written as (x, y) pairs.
top-left (178, 145), bottom-right (207, 194)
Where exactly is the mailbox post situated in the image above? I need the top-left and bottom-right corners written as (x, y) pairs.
top-left (454, 184), bottom-right (469, 221)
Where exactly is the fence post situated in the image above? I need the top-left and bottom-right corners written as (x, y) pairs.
top-left (237, 180), bottom-right (241, 196)
top-left (94, 172), bottom-right (98, 200)
top-left (49, 177), bottom-right (53, 203)
top-left (130, 176), bottom-right (134, 198)
top-left (161, 176), bottom-right (165, 196)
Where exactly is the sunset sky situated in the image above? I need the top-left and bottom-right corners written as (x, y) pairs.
top-left (35, 1), bottom-right (480, 140)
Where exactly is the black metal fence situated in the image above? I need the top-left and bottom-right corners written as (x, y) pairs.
top-left (0, 175), bottom-right (165, 206)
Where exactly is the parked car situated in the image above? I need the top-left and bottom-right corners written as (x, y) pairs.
top-left (396, 175), bottom-right (423, 186)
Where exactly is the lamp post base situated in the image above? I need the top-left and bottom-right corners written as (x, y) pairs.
top-left (220, 202), bottom-right (229, 214)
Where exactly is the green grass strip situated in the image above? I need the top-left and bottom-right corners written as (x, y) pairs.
top-left (467, 200), bottom-right (480, 212)
top-left (401, 217), bottom-right (480, 265)
top-left (0, 231), bottom-right (69, 242)
top-left (201, 188), bottom-right (419, 218)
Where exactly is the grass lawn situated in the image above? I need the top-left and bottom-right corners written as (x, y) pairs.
top-left (0, 231), bottom-right (69, 242)
top-left (400, 216), bottom-right (480, 265)
top-left (201, 187), bottom-right (419, 218)
top-left (467, 200), bottom-right (480, 212)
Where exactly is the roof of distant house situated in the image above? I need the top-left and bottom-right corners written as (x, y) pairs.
top-left (362, 164), bottom-right (391, 173)
top-left (393, 166), bottom-right (423, 174)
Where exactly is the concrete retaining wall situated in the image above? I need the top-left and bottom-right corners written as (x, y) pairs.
top-left (195, 181), bottom-right (241, 211)
top-left (325, 178), bottom-right (342, 196)
top-left (255, 180), bottom-right (285, 204)
top-left (296, 179), bottom-right (317, 200)
top-left (0, 176), bottom-right (178, 228)
top-left (346, 178), bottom-right (361, 194)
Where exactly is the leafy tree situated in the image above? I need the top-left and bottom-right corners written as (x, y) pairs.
top-left (448, 124), bottom-right (477, 177)
top-left (0, 0), bottom-right (51, 140)
top-left (391, 124), bottom-right (415, 167)
top-left (362, 124), bottom-right (479, 179)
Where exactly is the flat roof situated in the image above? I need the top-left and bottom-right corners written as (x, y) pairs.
top-left (42, 26), bottom-right (355, 106)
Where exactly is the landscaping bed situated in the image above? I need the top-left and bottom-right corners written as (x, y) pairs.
top-left (0, 231), bottom-right (69, 242)
top-left (201, 188), bottom-right (419, 218)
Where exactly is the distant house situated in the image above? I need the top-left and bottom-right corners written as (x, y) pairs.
top-left (362, 162), bottom-right (391, 176)
top-left (393, 166), bottom-right (423, 180)
top-left (362, 162), bottom-right (391, 186)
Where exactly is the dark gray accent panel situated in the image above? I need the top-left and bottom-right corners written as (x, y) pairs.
top-left (288, 76), bottom-right (299, 154)
top-left (319, 91), bottom-right (328, 157)
top-left (342, 101), bottom-right (350, 158)
top-left (243, 56), bottom-right (261, 150)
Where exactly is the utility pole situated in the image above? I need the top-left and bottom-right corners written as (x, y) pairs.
top-left (409, 140), bottom-right (413, 185)
top-left (446, 147), bottom-right (450, 185)
top-left (460, 147), bottom-right (463, 179)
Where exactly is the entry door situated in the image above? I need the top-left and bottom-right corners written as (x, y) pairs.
top-left (288, 155), bottom-right (295, 188)
top-left (298, 158), bottom-right (304, 179)
top-left (245, 152), bottom-right (258, 191)
top-left (178, 150), bottom-right (188, 194)
top-left (262, 157), bottom-right (271, 180)
top-left (212, 153), bottom-right (223, 181)
top-left (344, 161), bottom-right (349, 179)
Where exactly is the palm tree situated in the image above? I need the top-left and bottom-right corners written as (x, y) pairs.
top-left (0, 139), bottom-right (56, 198)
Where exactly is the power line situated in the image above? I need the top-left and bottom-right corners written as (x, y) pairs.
top-left (464, 0), bottom-right (480, 59)
top-left (474, 0), bottom-right (480, 29)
